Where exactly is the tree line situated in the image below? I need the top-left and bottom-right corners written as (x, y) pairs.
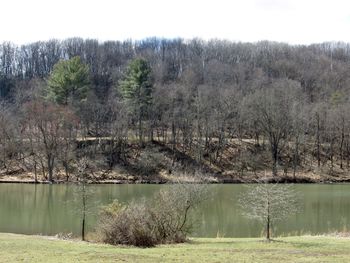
top-left (1, 37), bottom-right (350, 182)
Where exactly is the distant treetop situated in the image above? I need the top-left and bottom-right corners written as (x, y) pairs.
top-left (47, 56), bottom-right (90, 105)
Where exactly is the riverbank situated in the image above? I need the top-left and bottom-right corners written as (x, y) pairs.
top-left (2, 139), bottom-right (350, 184)
top-left (1, 233), bottom-right (350, 262)
top-left (1, 172), bottom-right (350, 184)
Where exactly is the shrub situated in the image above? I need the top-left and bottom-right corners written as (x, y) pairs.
top-left (151, 184), bottom-right (207, 242)
top-left (98, 200), bottom-right (158, 247)
top-left (97, 184), bottom-right (208, 247)
top-left (135, 148), bottom-right (166, 176)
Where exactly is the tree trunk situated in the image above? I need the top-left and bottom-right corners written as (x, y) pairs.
top-left (293, 135), bottom-right (299, 180)
top-left (64, 161), bottom-right (69, 182)
top-left (330, 139), bottom-right (334, 174)
top-left (40, 159), bottom-right (46, 180)
top-left (316, 113), bottom-right (321, 167)
top-left (340, 121), bottom-right (344, 169)
top-left (138, 107), bottom-right (143, 146)
top-left (171, 120), bottom-right (176, 167)
top-left (82, 215), bottom-right (85, 241)
top-left (266, 197), bottom-right (270, 240)
top-left (272, 148), bottom-right (278, 176)
top-left (346, 140), bottom-right (350, 169)
top-left (47, 155), bottom-right (54, 183)
top-left (82, 184), bottom-right (86, 241)
top-left (34, 160), bottom-right (37, 183)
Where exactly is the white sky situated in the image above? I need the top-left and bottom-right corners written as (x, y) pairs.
top-left (1, 0), bottom-right (350, 45)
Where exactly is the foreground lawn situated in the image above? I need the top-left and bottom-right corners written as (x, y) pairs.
top-left (1, 233), bottom-right (350, 262)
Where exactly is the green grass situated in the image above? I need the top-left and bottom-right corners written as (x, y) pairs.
top-left (1, 233), bottom-right (350, 262)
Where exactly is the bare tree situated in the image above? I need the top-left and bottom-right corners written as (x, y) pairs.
top-left (23, 100), bottom-right (77, 182)
top-left (58, 121), bottom-right (78, 182)
top-left (104, 98), bottom-right (129, 168)
top-left (239, 182), bottom-right (299, 240)
top-left (290, 100), bottom-right (308, 179)
top-left (74, 157), bottom-right (94, 241)
top-left (0, 102), bottom-right (12, 171)
top-left (244, 79), bottom-right (300, 176)
top-left (311, 103), bottom-right (327, 168)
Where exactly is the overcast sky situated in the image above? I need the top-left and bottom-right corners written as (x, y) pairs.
top-left (1, 0), bottom-right (350, 45)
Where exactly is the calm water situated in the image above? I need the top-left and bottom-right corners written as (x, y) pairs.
top-left (0, 184), bottom-right (350, 237)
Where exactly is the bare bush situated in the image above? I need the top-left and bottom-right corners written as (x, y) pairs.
top-left (98, 200), bottom-right (158, 247)
top-left (169, 169), bottom-right (216, 183)
top-left (151, 184), bottom-right (208, 242)
top-left (135, 148), bottom-right (167, 176)
top-left (97, 183), bottom-right (208, 247)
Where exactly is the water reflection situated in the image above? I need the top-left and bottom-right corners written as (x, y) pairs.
top-left (0, 184), bottom-right (350, 237)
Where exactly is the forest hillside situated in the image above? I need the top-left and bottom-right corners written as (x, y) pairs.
top-left (1, 38), bottom-right (350, 183)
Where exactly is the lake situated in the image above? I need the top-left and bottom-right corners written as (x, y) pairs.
top-left (0, 184), bottom-right (350, 237)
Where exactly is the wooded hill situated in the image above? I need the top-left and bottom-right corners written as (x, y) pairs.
top-left (1, 38), bottom-right (350, 183)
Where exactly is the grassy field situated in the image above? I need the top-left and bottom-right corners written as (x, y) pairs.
top-left (1, 233), bottom-right (350, 262)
